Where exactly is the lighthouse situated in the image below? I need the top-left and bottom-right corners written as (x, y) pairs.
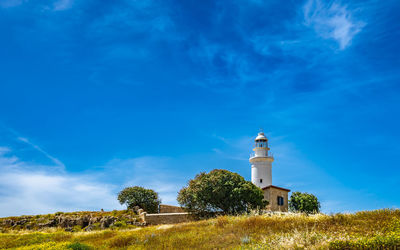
top-left (249, 132), bottom-right (291, 212)
top-left (249, 132), bottom-right (273, 189)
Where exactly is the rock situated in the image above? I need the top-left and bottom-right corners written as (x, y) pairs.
top-left (58, 217), bottom-right (72, 228)
top-left (76, 216), bottom-right (90, 228)
top-left (89, 217), bottom-right (100, 225)
top-left (3, 219), bottom-right (15, 227)
top-left (84, 224), bottom-right (94, 232)
top-left (38, 219), bottom-right (56, 228)
top-left (100, 216), bottom-right (117, 229)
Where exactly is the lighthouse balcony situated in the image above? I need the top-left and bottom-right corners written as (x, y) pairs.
top-left (249, 152), bottom-right (274, 162)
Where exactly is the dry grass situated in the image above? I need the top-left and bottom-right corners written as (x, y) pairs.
top-left (0, 209), bottom-right (399, 249)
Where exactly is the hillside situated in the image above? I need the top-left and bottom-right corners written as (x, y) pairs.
top-left (0, 210), bottom-right (141, 232)
top-left (0, 209), bottom-right (399, 249)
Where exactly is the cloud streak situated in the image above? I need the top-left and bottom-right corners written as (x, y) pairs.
top-left (17, 137), bottom-right (65, 168)
top-left (53, 0), bottom-right (73, 11)
top-left (303, 0), bottom-right (365, 49)
top-left (0, 136), bottom-right (187, 217)
top-left (0, 148), bottom-right (122, 217)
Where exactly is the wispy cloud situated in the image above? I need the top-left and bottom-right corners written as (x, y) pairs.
top-left (0, 0), bottom-right (24, 8)
top-left (211, 134), bottom-right (253, 161)
top-left (0, 0), bottom-right (73, 11)
top-left (17, 137), bottom-right (65, 169)
top-left (99, 157), bottom-right (187, 205)
top-left (303, 0), bottom-right (365, 50)
top-left (0, 148), bottom-right (122, 217)
top-left (53, 0), bottom-right (73, 11)
top-left (0, 146), bottom-right (190, 217)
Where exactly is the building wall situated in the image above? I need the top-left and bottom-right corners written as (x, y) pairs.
top-left (263, 187), bottom-right (289, 212)
top-left (159, 204), bottom-right (184, 213)
top-left (141, 212), bottom-right (193, 225)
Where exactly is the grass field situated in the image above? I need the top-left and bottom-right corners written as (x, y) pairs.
top-left (0, 209), bottom-right (399, 249)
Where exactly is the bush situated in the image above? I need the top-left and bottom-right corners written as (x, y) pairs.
top-left (66, 242), bottom-right (92, 250)
top-left (330, 234), bottom-right (400, 249)
top-left (177, 169), bottom-right (266, 216)
top-left (112, 221), bottom-right (127, 229)
top-left (72, 225), bottom-right (82, 232)
top-left (16, 242), bottom-right (69, 250)
top-left (289, 191), bottom-right (320, 214)
top-left (118, 186), bottom-right (161, 213)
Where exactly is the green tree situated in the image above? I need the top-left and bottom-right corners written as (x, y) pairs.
top-left (118, 186), bottom-right (161, 213)
top-left (289, 191), bottom-right (320, 214)
top-left (177, 169), bottom-right (267, 216)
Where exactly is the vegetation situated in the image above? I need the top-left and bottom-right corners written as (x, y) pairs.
top-left (0, 209), bottom-right (399, 249)
top-left (118, 186), bottom-right (161, 213)
top-left (0, 210), bottom-right (139, 232)
top-left (177, 169), bottom-right (266, 216)
top-left (289, 191), bottom-right (321, 214)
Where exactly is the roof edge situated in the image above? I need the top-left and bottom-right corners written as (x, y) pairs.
top-left (262, 185), bottom-right (291, 192)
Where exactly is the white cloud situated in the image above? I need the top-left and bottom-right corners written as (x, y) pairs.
top-left (0, 0), bottom-right (73, 11)
top-left (100, 157), bottom-right (187, 205)
top-left (0, 0), bottom-right (24, 8)
top-left (0, 149), bottom-right (188, 217)
top-left (303, 0), bottom-right (365, 50)
top-left (0, 127), bottom-right (187, 217)
top-left (0, 148), bottom-right (122, 217)
top-left (53, 0), bottom-right (73, 11)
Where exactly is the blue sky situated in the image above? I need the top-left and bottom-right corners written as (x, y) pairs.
top-left (0, 0), bottom-right (399, 216)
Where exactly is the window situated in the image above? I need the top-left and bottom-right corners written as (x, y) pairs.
top-left (260, 179), bottom-right (263, 183)
top-left (277, 196), bottom-right (284, 206)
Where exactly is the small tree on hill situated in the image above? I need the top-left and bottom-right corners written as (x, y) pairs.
top-left (118, 186), bottom-right (161, 213)
top-left (289, 191), bottom-right (320, 214)
top-left (177, 169), bottom-right (267, 216)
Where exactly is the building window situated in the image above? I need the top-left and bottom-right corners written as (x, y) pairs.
top-left (277, 196), bottom-right (284, 206)
top-left (260, 179), bottom-right (263, 183)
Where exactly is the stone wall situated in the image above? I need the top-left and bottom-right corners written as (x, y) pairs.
top-left (263, 187), bottom-right (289, 212)
top-left (159, 204), bottom-right (184, 213)
top-left (140, 212), bottom-right (193, 225)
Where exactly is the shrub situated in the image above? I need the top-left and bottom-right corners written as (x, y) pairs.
top-left (330, 234), bottom-right (400, 249)
top-left (16, 242), bottom-right (69, 250)
top-left (72, 225), bottom-right (82, 232)
top-left (118, 186), bottom-right (161, 213)
top-left (112, 221), bottom-right (127, 228)
top-left (177, 169), bottom-right (266, 216)
top-left (289, 191), bottom-right (320, 214)
top-left (107, 235), bottom-right (137, 248)
top-left (66, 242), bottom-right (92, 250)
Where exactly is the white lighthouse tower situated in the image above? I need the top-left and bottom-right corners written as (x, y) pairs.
top-left (249, 132), bottom-right (274, 189)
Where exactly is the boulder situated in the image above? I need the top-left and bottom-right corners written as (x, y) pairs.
top-left (100, 216), bottom-right (117, 229)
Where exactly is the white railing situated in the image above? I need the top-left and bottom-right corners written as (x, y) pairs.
top-left (249, 152), bottom-right (273, 158)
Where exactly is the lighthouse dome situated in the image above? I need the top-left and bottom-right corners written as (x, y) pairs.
top-left (255, 132), bottom-right (267, 141)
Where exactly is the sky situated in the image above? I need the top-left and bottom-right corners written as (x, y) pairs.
top-left (0, 0), bottom-right (399, 217)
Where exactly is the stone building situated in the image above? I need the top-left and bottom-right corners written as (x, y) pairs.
top-left (250, 132), bottom-right (290, 212)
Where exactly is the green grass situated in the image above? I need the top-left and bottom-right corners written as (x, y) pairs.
top-left (0, 209), bottom-right (399, 249)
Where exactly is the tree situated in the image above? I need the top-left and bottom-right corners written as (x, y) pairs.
top-left (177, 169), bottom-right (267, 216)
top-left (289, 191), bottom-right (320, 214)
top-left (118, 186), bottom-right (161, 213)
